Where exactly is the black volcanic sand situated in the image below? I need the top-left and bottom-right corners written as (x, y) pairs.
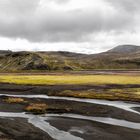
top-left (0, 131), bottom-right (13, 140)
top-left (0, 83), bottom-right (140, 140)
top-left (0, 83), bottom-right (140, 92)
top-left (47, 117), bottom-right (140, 140)
top-left (0, 97), bottom-right (140, 123)
top-left (0, 70), bottom-right (140, 75)
top-left (0, 83), bottom-right (140, 102)
top-left (0, 118), bottom-right (52, 140)
top-left (133, 107), bottom-right (140, 113)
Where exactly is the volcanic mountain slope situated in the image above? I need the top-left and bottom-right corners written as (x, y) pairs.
top-left (0, 50), bottom-right (12, 56)
top-left (108, 45), bottom-right (140, 53)
top-left (0, 45), bottom-right (139, 71)
top-left (83, 45), bottom-right (140, 69)
top-left (0, 51), bottom-right (86, 71)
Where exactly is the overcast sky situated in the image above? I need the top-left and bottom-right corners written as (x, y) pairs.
top-left (0, 0), bottom-right (139, 54)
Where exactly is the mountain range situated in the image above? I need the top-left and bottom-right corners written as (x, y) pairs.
top-left (0, 45), bottom-right (140, 71)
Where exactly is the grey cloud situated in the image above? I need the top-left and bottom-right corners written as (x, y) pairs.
top-left (0, 0), bottom-right (39, 15)
top-left (106, 0), bottom-right (140, 12)
top-left (0, 0), bottom-right (138, 42)
top-left (51, 0), bottom-right (70, 4)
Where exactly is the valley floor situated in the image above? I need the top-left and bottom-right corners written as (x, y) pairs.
top-left (0, 71), bottom-right (140, 140)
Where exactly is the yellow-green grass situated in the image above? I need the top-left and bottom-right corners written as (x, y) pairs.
top-left (25, 103), bottom-right (48, 114)
top-left (52, 88), bottom-right (140, 101)
top-left (3, 97), bottom-right (25, 103)
top-left (0, 75), bottom-right (139, 85)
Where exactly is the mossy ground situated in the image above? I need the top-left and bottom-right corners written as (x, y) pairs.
top-left (0, 75), bottom-right (139, 85)
top-left (25, 103), bottom-right (48, 114)
top-left (47, 88), bottom-right (140, 101)
top-left (3, 97), bottom-right (25, 104)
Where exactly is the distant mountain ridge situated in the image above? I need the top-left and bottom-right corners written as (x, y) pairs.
top-left (0, 45), bottom-right (139, 71)
top-left (0, 50), bottom-right (12, 55)
top-left (108, 45), bottom-right (140, 53)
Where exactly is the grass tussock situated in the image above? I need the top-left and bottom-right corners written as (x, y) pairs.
top-left (0, 75), bottom-right (139, 85)
top-left (48, 88), bottom-right (140, 101)
top-left (3, 97), bottom-right (25, 103)
top-left (25, 103), bottom-right (48, 114)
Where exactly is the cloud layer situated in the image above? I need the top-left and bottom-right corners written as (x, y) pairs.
top-left (0, 0), bottom-right (139, 53)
